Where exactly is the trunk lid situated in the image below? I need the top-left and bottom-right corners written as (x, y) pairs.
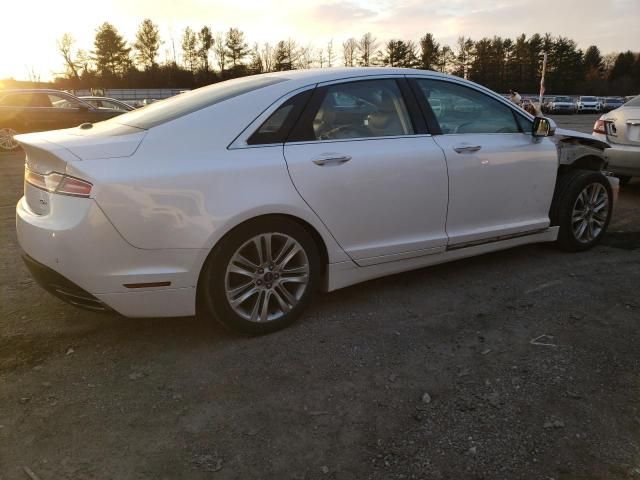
top-left (15, 122), bottom-right (146, 162)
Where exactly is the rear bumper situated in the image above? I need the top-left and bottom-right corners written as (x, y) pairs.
top-left (604, 143), bottom-right (640, 176)
top-left (21, 253), bottom-right (111, 312)
top-left (16, 195), bottom-right (205, 317)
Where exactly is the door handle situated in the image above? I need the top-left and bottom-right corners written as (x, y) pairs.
top-left (454, 145), bottom-right (482, 154)
top-left (312, 154), bottom-right (352, 166)
top-left (627, 121), bottom-right (640, 126)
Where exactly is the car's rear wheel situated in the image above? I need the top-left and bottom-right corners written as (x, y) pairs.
top-left (199, 217), bottom-right (320, 335)
top-left (551, 170), bottom-right (612, 251)
top-left (0, 127), bottom-right (20, 152)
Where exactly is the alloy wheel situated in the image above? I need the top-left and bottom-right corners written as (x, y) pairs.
top-left (571, 182), bottom-right (609, 243)
top-left (0, 128), bottom-right (19, 151)
top-left (224, 232), bottom-right (310, 323)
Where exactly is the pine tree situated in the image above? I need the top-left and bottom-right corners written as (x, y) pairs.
top-left (181, 27), bottom-right (197, 73)
top-left (93, 22), bottom-right (131, 78)
top-left (418, 33), bottom-right (440, 71)
top-left (134, 19), bottom-right (161, 70)
top-left (225, 28), bottom-right (250, 68)
top-left (197, 26), bottom-right (213, 73)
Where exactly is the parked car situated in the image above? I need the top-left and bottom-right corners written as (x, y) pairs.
top-left (80, 96), bottom-right (135, 112)
top-left (600, 97), bottom-right (625, 113)
top-left (0, 89), bottom-right (124, 152)
top-left (547, 96), bottom-right (574, 114)
top-left (15, 68), bottom-right (615, 335)
top-left (593, 94), bottom-right (640, 184)
top-left (575, 96), bottom-right (601, 113)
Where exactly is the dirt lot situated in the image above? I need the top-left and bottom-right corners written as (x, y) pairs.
top-left (1, 114), bottom-right (639, 479)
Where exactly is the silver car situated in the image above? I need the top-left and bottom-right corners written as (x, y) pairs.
top-left (593, 95), bottom-right (640, 184)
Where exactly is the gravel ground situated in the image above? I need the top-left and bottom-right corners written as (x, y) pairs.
top-left (1, 114), bottom-right (639, 479)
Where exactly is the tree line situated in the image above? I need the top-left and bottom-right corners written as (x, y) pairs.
top-left (52, 20), bottom-right (640, 95)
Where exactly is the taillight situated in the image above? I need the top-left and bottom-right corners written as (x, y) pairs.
top-left (593, 119), bottom-right (616, 136)
top-left (25, 166), bottom-right (92, 198)
top-left (593, 119), bottom-right (607, 134)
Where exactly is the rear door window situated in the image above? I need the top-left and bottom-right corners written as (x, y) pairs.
top-left (289, 79), bottom-right (414, 142)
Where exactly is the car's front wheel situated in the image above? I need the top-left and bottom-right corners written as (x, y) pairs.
top-left (199, 217), bottom-right (320, 335)
top-left (551, 170), bottom-right (613, 251)
top-left (0, 127), bottom-right (20, 152)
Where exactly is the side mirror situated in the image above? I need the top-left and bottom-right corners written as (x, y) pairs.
top-left (77, 105), bottom-right (89, 112)
top-left (532, 117), bottom-right (555, 137)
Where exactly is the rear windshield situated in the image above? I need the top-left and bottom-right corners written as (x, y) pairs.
top-left (625, 95), bottom-right (640, 107)
top-left (108, 75), bottom-right (287, 129)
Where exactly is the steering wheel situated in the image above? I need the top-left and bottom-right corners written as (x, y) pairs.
top-left (319, 125), bottom-right (370, 140)
top-left (453, 122), bottom-right (474, 134)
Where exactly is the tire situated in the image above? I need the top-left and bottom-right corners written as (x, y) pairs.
top-left (550, 169), bottom-right (613, 251)
top-left (617, 175), bottom-right (632, 186)
top-left (0, 127), bottom-right (20, 152)
top-left (198, 217), bottom-right (321, 335)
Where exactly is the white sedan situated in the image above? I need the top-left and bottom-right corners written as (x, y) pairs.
top-left (593, 95), bottom-right (640, 184)
top-left (16, 68), bottom-right (615, 335)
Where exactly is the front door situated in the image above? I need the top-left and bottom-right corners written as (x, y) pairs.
top-left (411, 77), bottom-right (558, 247)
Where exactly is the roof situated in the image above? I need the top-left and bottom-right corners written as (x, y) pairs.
top-left (275, 67), bottom-right (449, 83)
top-left (0, 88), bottom-right (71, 95)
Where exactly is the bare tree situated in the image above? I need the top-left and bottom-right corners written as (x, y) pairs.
top-left (57, 33), bottom-right (82, 81)
top-left (25, 66), bottom-right (41, 83)
top-left (357, 32), bottom-right (378, 66)
top-left (318, 47), bottom-right (325, 68)
top-left (213, 32), bottom-right (227, 74)
top-left (342, 38), bottom-right (358, 67)
top-left (326, 39), bottom-right (335, 67)
top-left (261, 42), bottom-right (274, 72)
top-left (297, 44), bottom-right (314, 69)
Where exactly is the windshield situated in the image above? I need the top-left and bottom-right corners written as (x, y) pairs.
top-left (581, 96), bottom-right (596, 102)
top-left (555, 96), bottom-right (571, 102)
top-left (108, 75), bottom-right (287, 129)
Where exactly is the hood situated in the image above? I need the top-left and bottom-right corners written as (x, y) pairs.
top-left (15, 121), bottom-right (146, 161)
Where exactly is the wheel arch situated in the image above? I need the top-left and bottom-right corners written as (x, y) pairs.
top-left (195, 213), bottom-right (332, 302)
top-left (559, 154), bottom-right (606, 174)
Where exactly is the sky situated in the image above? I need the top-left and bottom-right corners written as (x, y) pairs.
top-left (1, 0), bottom-right (638, 81)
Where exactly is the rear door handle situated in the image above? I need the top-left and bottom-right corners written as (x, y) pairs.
top-left (312, 154), bottom-right (352, 166)
top-left (454, 145), bottom-right (482, 154)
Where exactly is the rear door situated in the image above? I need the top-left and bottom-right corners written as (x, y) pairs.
top-left (410, 77), bottom-right (558, 247)
top-left (283, 78), bottom-right (449, 265)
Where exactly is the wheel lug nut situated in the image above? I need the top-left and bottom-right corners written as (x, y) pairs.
top-left (266, 283), bottom-right (272, 289)
top-left (256, 280), bottom-right (262, 285)
top-left (275, 274), bottom-right (280, 279)
top-left (258, 268), bottom-right (264, 274)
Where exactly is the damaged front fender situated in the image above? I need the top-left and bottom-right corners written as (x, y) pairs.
top-left (552, 128), bottom-right (610, 166)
